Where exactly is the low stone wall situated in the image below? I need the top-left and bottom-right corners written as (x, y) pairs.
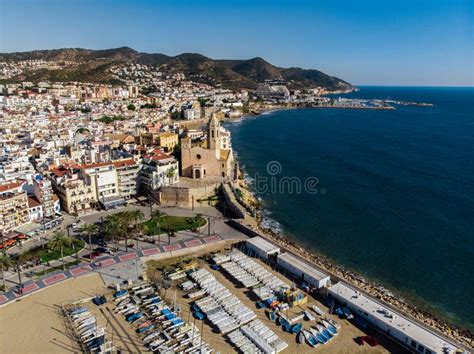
top-left (226, 219), bottom-right (260, 238)
top-left (160, 180), bottom-right (220, 207)
top-left (222, 183), bottom-right (246, 219)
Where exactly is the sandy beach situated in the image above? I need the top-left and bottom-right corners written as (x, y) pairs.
top-left (0, 274), bottom-right (106, 353)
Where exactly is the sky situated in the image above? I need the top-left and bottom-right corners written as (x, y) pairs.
top-left (0, 0), bottom-right (473, 86)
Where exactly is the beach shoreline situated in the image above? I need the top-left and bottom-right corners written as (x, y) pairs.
top-left (226, 107), bottom-right (473, 350)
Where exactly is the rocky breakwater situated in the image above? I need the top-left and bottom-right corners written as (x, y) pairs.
top-left (254, 225), bottom-right (473, 350)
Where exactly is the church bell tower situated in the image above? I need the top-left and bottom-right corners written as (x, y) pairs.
top-left (208, 114), bottom-right (220, 156)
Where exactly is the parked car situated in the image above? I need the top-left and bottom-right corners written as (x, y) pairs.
top-left (84, 251), bottom-right (101, 259)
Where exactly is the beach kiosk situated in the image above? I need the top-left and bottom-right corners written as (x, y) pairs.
top-left (246, 236), bottom-right (280, 260)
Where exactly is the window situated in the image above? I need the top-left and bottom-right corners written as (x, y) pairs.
top-left (196, 154), bottom-right (201, 160)
top-left (417, 345), bottom-right (425, 353)
top-left (411, 340), bottom-right (417, 348)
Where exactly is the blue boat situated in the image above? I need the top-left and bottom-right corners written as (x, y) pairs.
top-left (317, 324), bottom-right (333, 340)
top-left (193, 311), bottom-right (205, 320)
top-left (192, 304), bottom-right (200, 312)
top-left (335, 307), bottom-right (344, 317)
top-left (256, 301), bottom-right (268, 309)
top-left (126, 312), bottom-right (143, 322)
top-left (283, 323), bottom-right (292, 332)
top-left (268, 311), bottom-right (276, 322)
top-left (291, 322), bottom-right (302, 334)
top-left (310, 327), bottom-right (327, 344)
top-left (322, 320), bottom-right (338, 336)
top-left (302, 329), bottom-right (319, 347)
top-left (137, 324), bottom-right (155, 333)
top-left (114, 289), bottom-right (128, 298)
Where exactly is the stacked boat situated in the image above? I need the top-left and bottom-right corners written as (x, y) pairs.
top-left (67, 306), bottom-right (114, 353)
top-left (220, 261), bottom-right (259, 288)
top-left (189, 268), bottom-right (257, 333)
top-left (243, 319), bottom-right (288, 353)
top-left (229, 249), bottom-right (289, 292)
top-left (114, 283), bottom-right (213, 353)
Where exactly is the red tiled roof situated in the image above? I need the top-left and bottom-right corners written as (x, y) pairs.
top-left (112, 159), bottom-right (137, 168)
top-left (0, 181), bottom-right (24, 193)
top-left (80, 161), bottom-right (113, 169)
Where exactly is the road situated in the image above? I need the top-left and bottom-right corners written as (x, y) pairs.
top-left (2, 202), bottom-right (247, 291)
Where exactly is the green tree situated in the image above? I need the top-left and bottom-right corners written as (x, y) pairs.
top-left (165, 166), bottom-right (177, 185)
top-left (104, 215), bottom-right (121, 252)
top-left (48, 231), bottom-right (76, 270)
top-left (127, 103), bottom-right (136, 111)
top-left (13, 252), bottom-right (32, 287)
top-left (171, 110), bottom-right (182, 120)
top-left (79, 223), bottom-right (99, 262)
top-left (150, 210), bottom-right (166, 244)
top-left (0, 254), bottom-right (13, 291)
top-left (117, 211), bottom-right (134, 252)
top-left (128, 209), bottom-right (145, 247)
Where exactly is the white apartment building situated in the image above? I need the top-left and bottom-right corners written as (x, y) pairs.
top-left (139, 153), bottom-right (179, 191)
top-left (112, 159), bottom-right (140, 200)
top-left (79, 162), bottom-right (125, 210)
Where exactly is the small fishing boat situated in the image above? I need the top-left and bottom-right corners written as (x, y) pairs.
top-left (193, 311), bottom-right (205, 320)
top-left (317, 324), bottom-right (333, 340)
top-left (291, 322), bottom-right (303, 334)
top-left (143, 331), bottom-right (161, 343)
top-left (72, 311), bottom-right (91, 321)
top-left (309, 327), bottom-right (327, 344)
top-left (69, 306), bottom-right (88, 316)
top-left (302, 329), bottom-right (319, 347)
top-left (77, 317), bottom-right (96, 330)
top-left (327, 318), bottom-right (341, 329)
top-left (113, 289), bottom-right (128, 298)
top-left (137, 321), bottom-right (152, 328)
top-left (343, 307), bottom-right (354, 320)
top-left (80, 325), bottom-right (97, 337)
top-left (304, 310), bottom-right (315, 321)
top-left (312, 305), bottom-right (324, 316)
top-left (322, 320), bottom-right (338, 335)
top-left (116, 297), bottom-right (131, 307)
top-left (268, 311), bottom-right (276, 322)
top-left (126, 312), bottom-right (143, 322)
top-left (298, 331), bottom-right (305, 344)
top-left (137, 324), bottom-right (155, 334)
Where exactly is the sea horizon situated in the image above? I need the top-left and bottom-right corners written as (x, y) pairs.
top-left (225, 86), bottom-right (474, 330)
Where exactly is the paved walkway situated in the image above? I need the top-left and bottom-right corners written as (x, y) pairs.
top-left (0, 234), bottom-right (225, 306)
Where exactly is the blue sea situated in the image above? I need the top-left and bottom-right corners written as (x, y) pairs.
top-left (224, 87), bottom-right (474, 329)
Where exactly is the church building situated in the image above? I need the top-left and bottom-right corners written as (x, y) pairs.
top-left (181, 115), bottom-right (235, 179)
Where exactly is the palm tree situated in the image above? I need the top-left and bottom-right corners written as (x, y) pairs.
top-left (118, 211), bottom-right (134, 252)
top-left (129, 209), bottom-right (145, 234)
top-left (165, 166), bottom-right (177, 185)
top-left (79, 223), bottom-right (99, 262)
top-left (13, 252), bottom-right (31, 288)
top-left (128, 209), bottom-right (144, 253)
top-left (0, 254), bottom-right (13, 291)
top-left (104, 215), bottom-right (121, 252)
top-left (48, 231), bottom-right (76, 270)
top-left (150, 210), bottom-right (165, 244)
